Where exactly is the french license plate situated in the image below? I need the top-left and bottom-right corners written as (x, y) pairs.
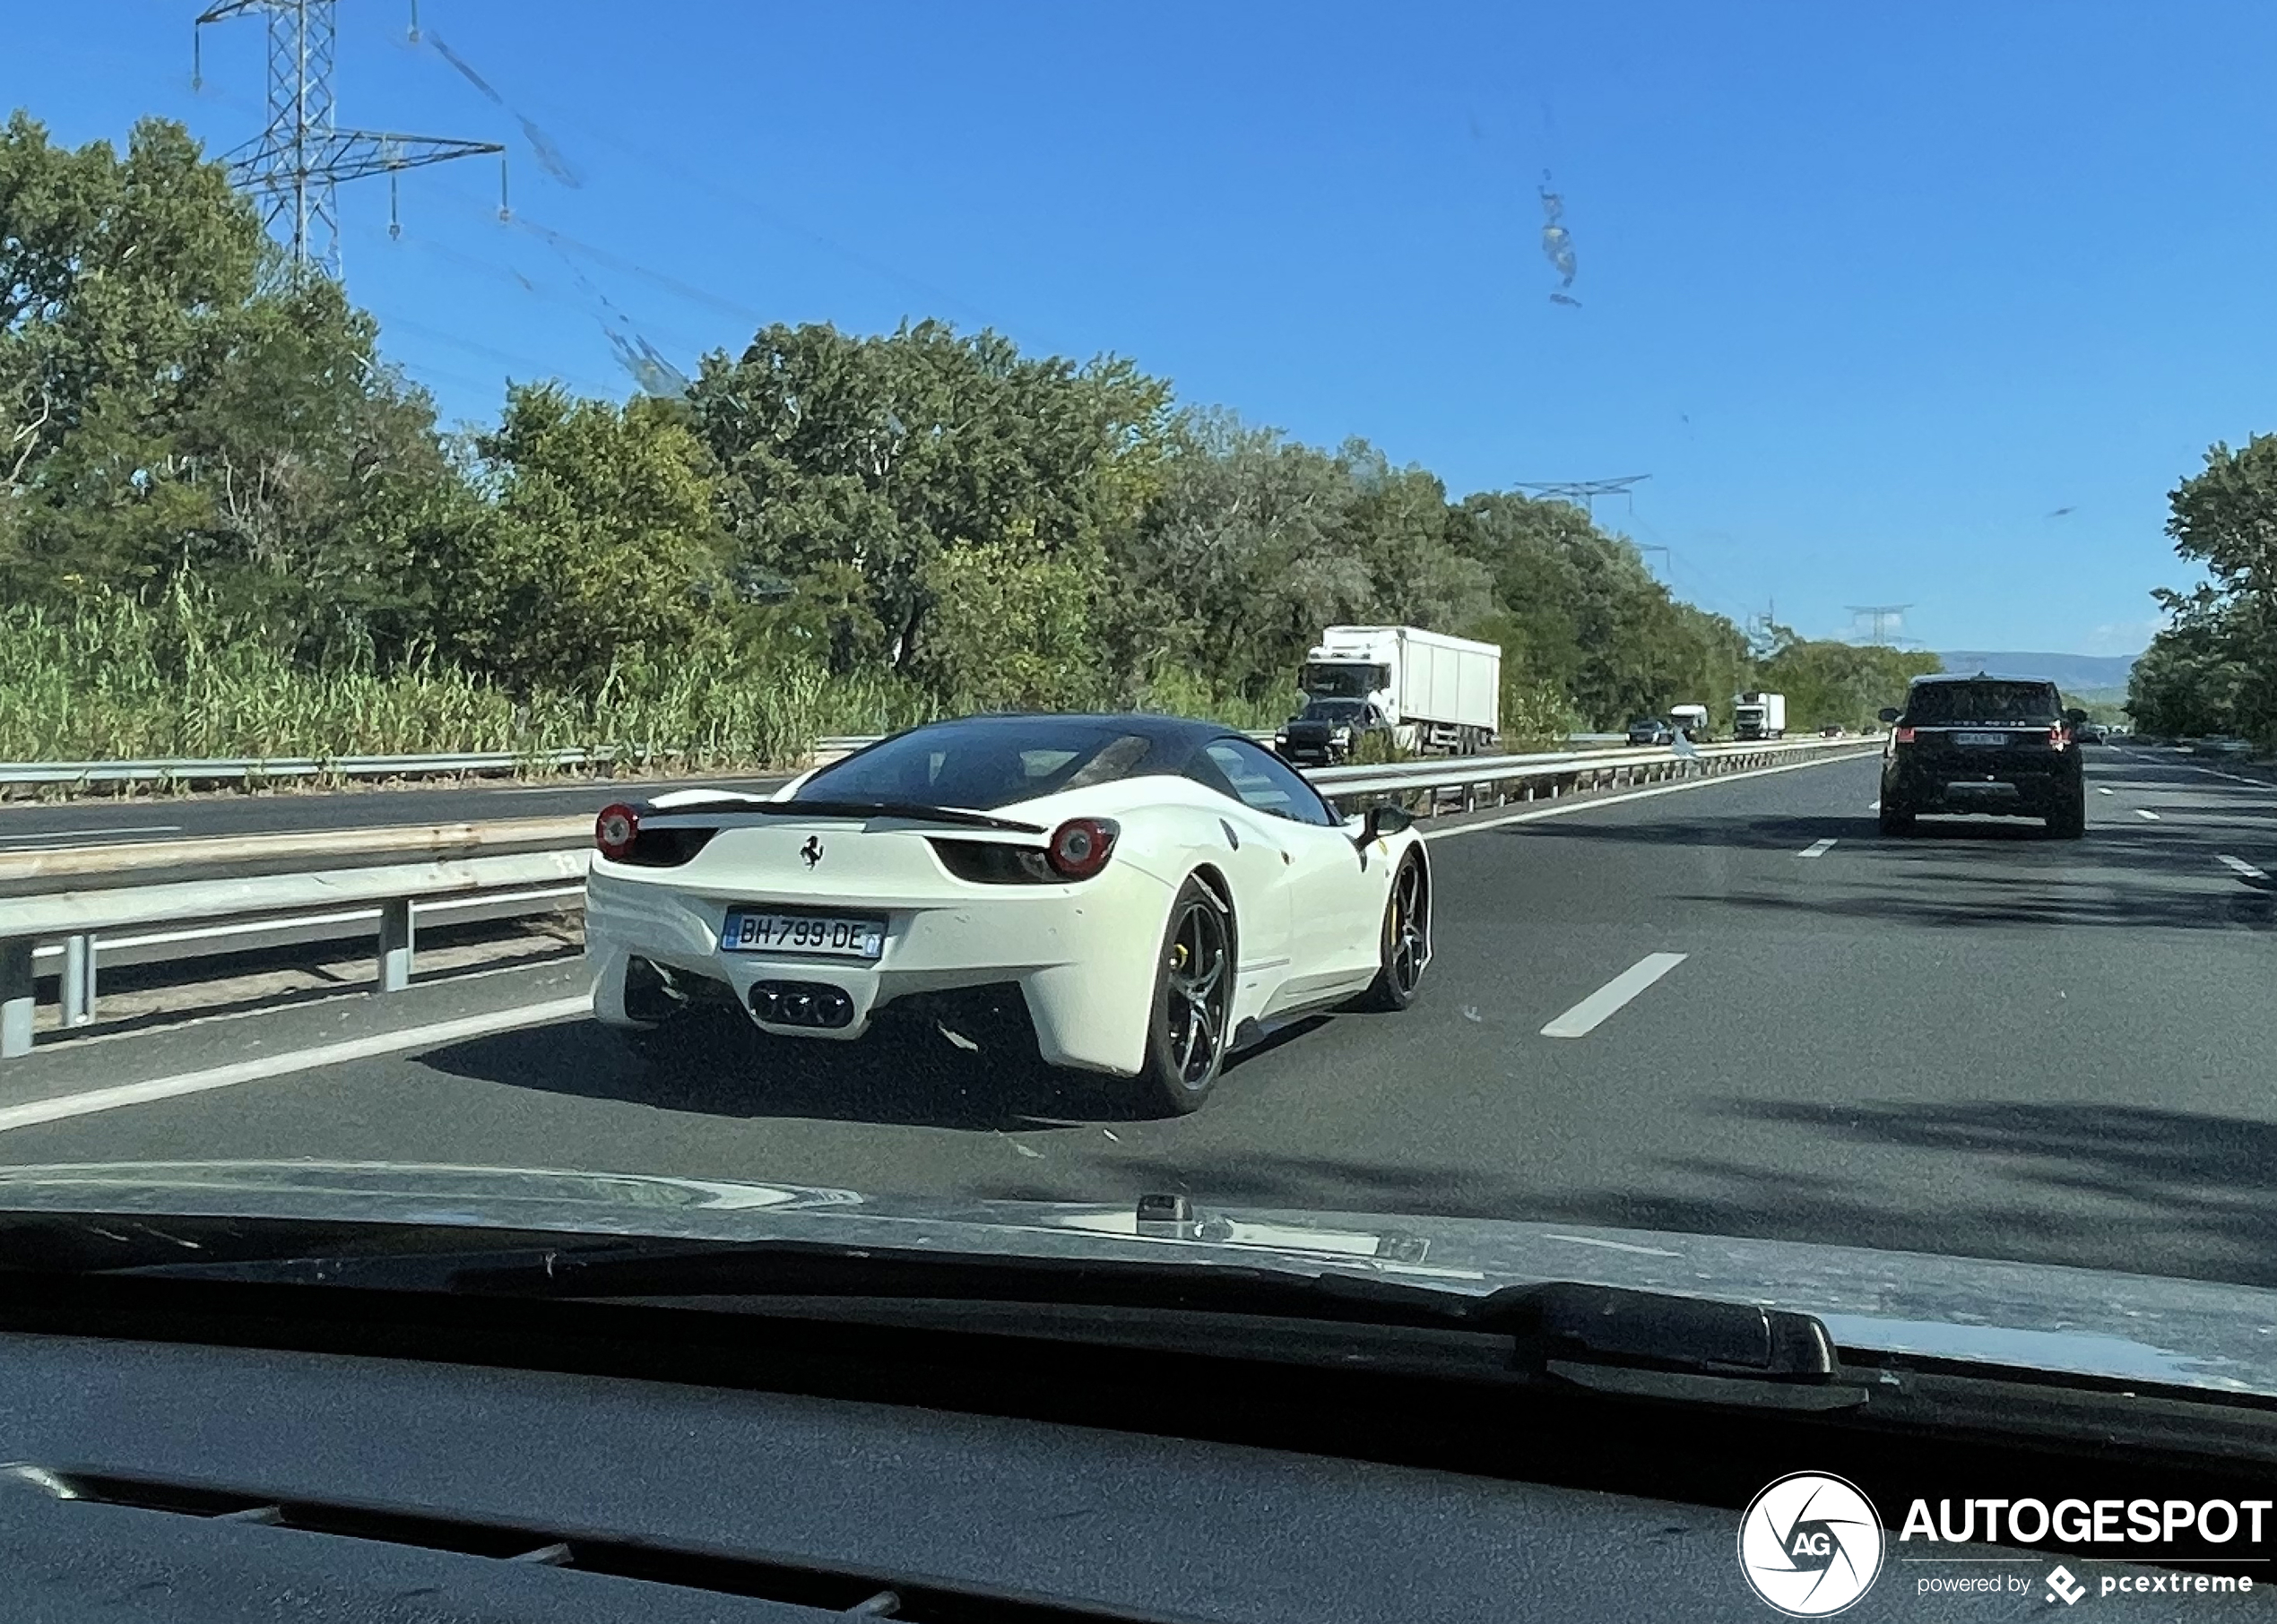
top-left (719, 911), bottom-right (885, 959)
top-left (1952, 731), bottom-right (2009, 747)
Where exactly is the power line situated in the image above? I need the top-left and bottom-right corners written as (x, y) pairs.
top-left (1618, 509), bottom-right (1762, 624)
top-left (1513, 474), bottom-right (1650, 515)
top-left (193, 0), bottom-right (505, 280)
top-left (390, 231), bottom-right (720, 358)
top-left (364, 309), bottom-right (623, 396)
top-left (411, 167), bottom-right (773, 331)
top-left (507, 91), bottom-right (1009, 333)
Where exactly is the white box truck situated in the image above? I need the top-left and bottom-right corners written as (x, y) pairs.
top-left (1670, 703), bottom-right (1710, 742)
top-left (1733, 691), bottom-right (1787, 740)
top-left (1288, 626), bottom-right (1501, 759)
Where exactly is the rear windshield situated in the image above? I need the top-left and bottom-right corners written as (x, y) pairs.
top-left (793, 719), bottom-right (1162, 810)
top-left (1905, 681), bottom-right (2061, 723)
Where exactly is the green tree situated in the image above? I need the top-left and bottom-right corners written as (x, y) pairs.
top-left (1331, 441), bottom-right (1493, 633)
top-left (1447, 493), bottom-right (1751, 728)
top-left (915, 531), bottom-right (1102, 711)
top-left (2132, 434), bottom-right (2277, 742)
top-left (688, 320), bottom-right (1170, 695)
top-left (440, 384), bottom-right (732, 691)
top-left (1112, 411), bottom-right (1364, 704)
top-left (1, 111), bottom-right (475, 667)
top-left (1755, 631), bottom-right (1942, 731)
top-left (2127, 588), bottom-right (2256, 738)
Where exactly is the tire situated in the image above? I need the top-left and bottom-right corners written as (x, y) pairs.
top-left (2047, 790), bottom-right (2086, 840)
top-left (1878, 798), bottom-right (1915, 836)
top-left (1134, 875), bottom-right (1236, 1116)
top-left (1354, 851), bottom-right (1429, 1013)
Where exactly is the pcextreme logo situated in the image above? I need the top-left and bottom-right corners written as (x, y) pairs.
top-left (1738, 1473), bottom-right (1887, 1616)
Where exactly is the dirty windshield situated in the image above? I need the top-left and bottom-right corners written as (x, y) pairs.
top-left (7, 0), bottom-right (2277, 1474)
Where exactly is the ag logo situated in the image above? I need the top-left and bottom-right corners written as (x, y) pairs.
top-left (801, 835), bottom-right (825, 869)
top-left (1737, 1472), bottom-right (1884, 1616)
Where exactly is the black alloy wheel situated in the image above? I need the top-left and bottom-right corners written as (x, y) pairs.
top-left (1137, 876), bottom-right (1234, 1114)
top-left (1355, 852), bottom-right (1428, 1012)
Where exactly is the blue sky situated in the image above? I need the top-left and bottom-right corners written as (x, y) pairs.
top-left (13, 2), bottom-right (2277, 655)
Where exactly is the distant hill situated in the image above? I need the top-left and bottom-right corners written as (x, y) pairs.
top-left (1935, 652), bottom-right (2139, 692)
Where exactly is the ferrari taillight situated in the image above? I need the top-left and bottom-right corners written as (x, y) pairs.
top-left (595, 802), bottom-right (640, 861)
top-left (1046, 817), bottom-right (1118, 880)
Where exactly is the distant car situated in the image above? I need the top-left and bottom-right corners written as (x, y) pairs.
top-left (1877, 675), bottom-right (2086, 839)
top-left (1275, 698), bottom-right (1392, 766)
top-left (2074, 723), bottom-right (2106, 745)
top-left (1819, 724), bottom-right (1846, 738)
top-left (1626, 716), bottom-right (1676, 747)
top-left (586, 713), bottom-right (1433, 1114)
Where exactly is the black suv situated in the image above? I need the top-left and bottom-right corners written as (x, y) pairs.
top-left (1275, 698), bottom-right (1390, 766)
top-left (1877, 674), bottom-right (2087, 838)
top-left (1625, 716), bottom-right (1676, 747)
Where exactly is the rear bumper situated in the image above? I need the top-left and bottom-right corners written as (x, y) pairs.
top-left (1883, 756), bottom-right (2082, 815)
top-left (584, 863), bottom-right (1175, 1075)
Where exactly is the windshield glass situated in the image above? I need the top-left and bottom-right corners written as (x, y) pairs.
top-left (1300, 663), bottom-right (1382, 700)
top-left (6, 0), bottom-right (2271, 1499)
top-left (1906, 681), bottom-right (2063, 724)
top-left (795, 719), bottom-right (1162, 809)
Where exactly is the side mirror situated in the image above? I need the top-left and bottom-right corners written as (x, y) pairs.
top-left (1361, 803), bottom-right (1414, 843)
top-left (1877, 706), bottom-right (1901, 723)
top-left (2064, 708), bottom-right (2088, 726)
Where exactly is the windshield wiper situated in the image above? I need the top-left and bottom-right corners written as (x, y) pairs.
top-left (117, 1228), bottom-right (1862, 1412)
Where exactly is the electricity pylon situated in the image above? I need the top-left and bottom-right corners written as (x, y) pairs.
top-left (195, 0), bottom-right (504, 278)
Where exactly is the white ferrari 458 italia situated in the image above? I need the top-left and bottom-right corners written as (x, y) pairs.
top-left (585, 713), bottom-right (1432, 1113)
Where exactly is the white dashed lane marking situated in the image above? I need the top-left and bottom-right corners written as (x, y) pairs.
top-left (2217, 855), bottom-right (2267, 881)
top-left (1540, 954), bottom-right (1688, 1040)
top-left (2135, 808), bottom-right (2160, 821)
top-left (1798, 838), bottom-right (1838, 858)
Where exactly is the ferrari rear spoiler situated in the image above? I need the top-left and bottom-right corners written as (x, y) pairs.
top-left (636, 798), bottom-right (1047, 835)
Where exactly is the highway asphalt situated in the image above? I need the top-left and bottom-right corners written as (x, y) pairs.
top-left (3, 743), bottom-right (2274, 1291)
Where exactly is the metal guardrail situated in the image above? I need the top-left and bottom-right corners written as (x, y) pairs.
top-left (0, 851), bottom-right (586, 1058)
top-left (0, 748), bottom-right (612, 790)
top-left (1309, 734), bottom-right (1873, 803)
top-left (0, 729), bottom-right (1365, 794)
top-left (0, 815), bottom-right (587, 893)
top-left (0, 733), bottom-right (1878, 1061)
